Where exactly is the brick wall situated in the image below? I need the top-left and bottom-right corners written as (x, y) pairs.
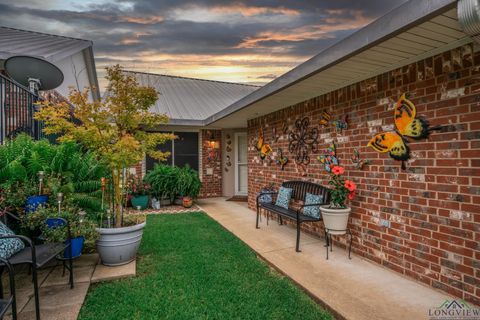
top-left (199, 129), bottom-right (222, 197)
top-left (247, 43), bottom-right (480, 304)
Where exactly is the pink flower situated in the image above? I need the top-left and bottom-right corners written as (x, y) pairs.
top-left (344, 180), bottom-right (356, 192)
top-left (348, 191), bottom-right (355, 200)
top-left (331, 166), bottom-right (345, 175)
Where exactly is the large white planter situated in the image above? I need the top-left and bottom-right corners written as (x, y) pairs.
top-left (320, 206), bottom-right (351, 235)
top-left (96, 222), bottom-right (146, 266)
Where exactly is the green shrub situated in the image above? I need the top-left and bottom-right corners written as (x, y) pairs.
top-left (176, 165), bottom-right (201, 198)
top-left (143, 164), bottom-right (178, 201)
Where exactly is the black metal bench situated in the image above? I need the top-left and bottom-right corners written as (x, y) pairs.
top-left (256, 181), bottom-right (330, 252)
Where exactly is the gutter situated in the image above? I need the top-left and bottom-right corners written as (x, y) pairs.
top-left (83, 45), bottom-right (101, 101)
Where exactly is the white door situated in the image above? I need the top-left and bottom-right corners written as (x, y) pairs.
top-left (235, 132), bottom-right (248, 196)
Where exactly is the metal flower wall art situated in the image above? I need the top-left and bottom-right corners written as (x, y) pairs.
top-left (367, 93), bottom-right (441, 170)
top-left (351, 149), bottom-right (370, 170)
top-left (288, 117), bottom-right (319, 166)
top-left (255, 129), bottom-right (273, 160)
top-left (275, 148), bottom-right (289, 170)
top-left (318, 143), bottom-right (339, 173)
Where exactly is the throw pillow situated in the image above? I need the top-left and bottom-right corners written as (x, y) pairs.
top-left (275, 187), bottom-right (292, 209)
top-left (303, 193), bottom-right (322, 219)
top-left (0, 221), bottom-right (25, 259)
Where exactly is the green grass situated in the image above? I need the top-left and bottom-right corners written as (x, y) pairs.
top-left (79, 213), bottom-right (332, 320)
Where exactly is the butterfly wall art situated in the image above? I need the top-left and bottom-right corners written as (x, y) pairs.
top-left (319, 111), bottom-right (331, 127)
top-left (318, 143), bottom-right (339, 173)
top-left (367, 93), bottom-right (441, 170)
top-left (333, 114), bottom-right (348, 133)
top-left (255, 129), bottom-right (273, 160)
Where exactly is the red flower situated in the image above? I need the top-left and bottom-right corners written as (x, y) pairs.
top-left (348, 191), bottom-right (355, 200)
top-left (345, 180), bottom-right (356, 192)
top-left (331, 166), bottom-right (345, 175)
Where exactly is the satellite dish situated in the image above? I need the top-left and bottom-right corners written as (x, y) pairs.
top-left (4, 56), bottom-right (64, 94)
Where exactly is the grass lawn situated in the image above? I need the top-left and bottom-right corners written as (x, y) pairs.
top-left (79, 212), bottom-right (332, 320)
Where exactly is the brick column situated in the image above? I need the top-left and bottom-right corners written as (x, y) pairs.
top-left (199, 129), bottom-right (222, 197)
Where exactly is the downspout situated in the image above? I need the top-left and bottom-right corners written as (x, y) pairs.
top-left (458, 0), bottom-right (480, 43)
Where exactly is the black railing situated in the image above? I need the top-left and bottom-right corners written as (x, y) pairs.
top-left (0, 73), bottom-right (45, 144)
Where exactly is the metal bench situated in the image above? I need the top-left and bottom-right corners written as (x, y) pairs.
top-left (256, 181), bottom-right (330, 252)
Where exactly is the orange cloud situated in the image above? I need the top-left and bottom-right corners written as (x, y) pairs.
top-left (116, 15), bottom-right (164, 24)
top-left (211, 4), bottom-right (299, 16)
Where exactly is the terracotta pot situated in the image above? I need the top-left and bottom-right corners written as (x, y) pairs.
top-left (320, 206), bottom-right (351, 235)
top-left (182, 196), bottom-right (193, 208)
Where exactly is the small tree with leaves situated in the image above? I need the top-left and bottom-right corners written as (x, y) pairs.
top-left (35, 65), bottom-right (175, 227)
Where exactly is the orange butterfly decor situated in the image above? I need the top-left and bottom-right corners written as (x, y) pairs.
top-left (367, 94), bottom-right (441, 170)
top-left (255, 130), bottom-right (273, 160)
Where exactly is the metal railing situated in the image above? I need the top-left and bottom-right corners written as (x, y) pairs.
top-left (0, 73), bottom-right (45, 144)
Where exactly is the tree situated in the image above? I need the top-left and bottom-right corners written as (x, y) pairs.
top-left (35, 65), bottom-right (175, 227)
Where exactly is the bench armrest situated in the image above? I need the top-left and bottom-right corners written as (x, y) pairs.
top-left (256, 192), bottom-right (278, 206)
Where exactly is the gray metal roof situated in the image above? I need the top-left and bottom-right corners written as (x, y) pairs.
top-left (125, 71), bottom-right (259, 125)
top-left (0, 26), bottom-right (92, 62)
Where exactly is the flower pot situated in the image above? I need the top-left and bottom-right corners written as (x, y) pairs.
top-left (64, 236), bottom-right (85, 259)
top-left (182, 196), bottom-right (193, 208)
top-left (25, 195), bottom-right (49, 213)
top-left (131, 195), bottom-right (149, 210)
top-left (96, 222), bottom-right (146, 266)
top-left (320, 206), bottom-right (351, 235)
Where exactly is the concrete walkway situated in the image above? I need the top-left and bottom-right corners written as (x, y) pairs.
top-left (198, 198), bottom-right (452, 320)
top-left (3, 254), bottom-right (136, 320)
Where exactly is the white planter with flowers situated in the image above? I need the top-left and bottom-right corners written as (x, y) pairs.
top-left (320, 165), bottom-right (357, 235)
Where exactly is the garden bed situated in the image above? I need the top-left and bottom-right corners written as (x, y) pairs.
top-left (78, 212), bottom-right (332, 319)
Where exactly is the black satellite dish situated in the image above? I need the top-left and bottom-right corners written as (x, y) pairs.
top-left (4, 56), bottom-right (64, 94)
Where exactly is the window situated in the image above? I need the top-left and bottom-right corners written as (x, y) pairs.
top-left (146, 131), bottom-right (199, 171)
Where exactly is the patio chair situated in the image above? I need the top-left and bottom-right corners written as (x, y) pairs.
top-left (0, 258), bottom-right (16, 320)
top-left (0, 217), bottom-right (74, 320)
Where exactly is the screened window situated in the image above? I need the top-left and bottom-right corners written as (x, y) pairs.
top-left (146, 132), bottom-right (199, 171)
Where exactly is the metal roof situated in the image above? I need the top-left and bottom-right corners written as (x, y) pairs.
top-left (125, 71), bottom-right (259, 125)
top-left (0, 26), bottom-right (92, 62)
top-left (205, 0), bottom-right (468, 128)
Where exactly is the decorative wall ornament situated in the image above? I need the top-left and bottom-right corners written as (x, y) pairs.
top-left (288, 117), bottom-right (319, 166)
top-left (207, 149), bottom-right (219, 162)
top-left (282, 122), bottom-right (289, 134)
top-left (333, 114), bottom-right (348, 133)
top-left (275, 148), bottom-right (288, 170)
top-left (318, 143), bottom-right (338, 173)
top-left (319, 111), bottom-right (331, 127)
top-left (351, 149), bottom-right (370, 170)
top-left (226, 155), bottom-right (232, 167)
top-left (367, 93), bottom-right (441, 170)
top-left (272, 126), bottom-right (279, 143)
top-left (254, 128), bottom-right (273, 160)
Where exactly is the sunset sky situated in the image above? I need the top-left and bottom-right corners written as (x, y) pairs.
top-left (0, 0), bottom-right (407, 89)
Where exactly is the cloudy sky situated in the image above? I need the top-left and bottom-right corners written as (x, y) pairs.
top-left (0, 0), bottom-right (407, 89)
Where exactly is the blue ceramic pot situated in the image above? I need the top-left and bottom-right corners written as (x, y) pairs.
top-left (131, 195), bottom-right (149, 210)
top-left (64, 236), bottom-right (85, 259)
top-left (25, 195), bottom-right (49, 213)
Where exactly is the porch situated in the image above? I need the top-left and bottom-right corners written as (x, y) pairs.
top-left (197, 197), bottom-right (452, 320)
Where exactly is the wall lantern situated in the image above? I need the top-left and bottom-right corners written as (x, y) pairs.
top-left (206, 130), bottom-right (219, 149)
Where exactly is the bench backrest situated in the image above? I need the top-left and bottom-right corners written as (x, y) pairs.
top-left (281, 180), bottom-right (330, 204)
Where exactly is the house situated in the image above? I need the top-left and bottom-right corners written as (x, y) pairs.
top-left (0, 26), bottom-right (100, 100)
top-left (130, 0), bottom-right (479, 305)
top-left (0, 26), bottom-right (100, 143)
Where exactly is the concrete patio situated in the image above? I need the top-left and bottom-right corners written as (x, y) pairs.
top-left (197, 198), bottom-right (453, 320)
top-left (2, 254), bottom-right (136, 320)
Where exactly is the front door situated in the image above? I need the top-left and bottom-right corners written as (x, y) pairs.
top-left (235, 132), bottom-right (248, 196)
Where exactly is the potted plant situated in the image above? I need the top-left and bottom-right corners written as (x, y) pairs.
top-left (320, 165), bottom-right (357, 234)
top-left (127, 176), bottom-right (150, 210)
top-left (22, 202), bottom-right (98, 259)
top-left (143, 164), bottom-right (178, 206)
top-left (176, 166), bottom-right (201, 208)
top-left (35, 65), bottom-right (175, 266)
